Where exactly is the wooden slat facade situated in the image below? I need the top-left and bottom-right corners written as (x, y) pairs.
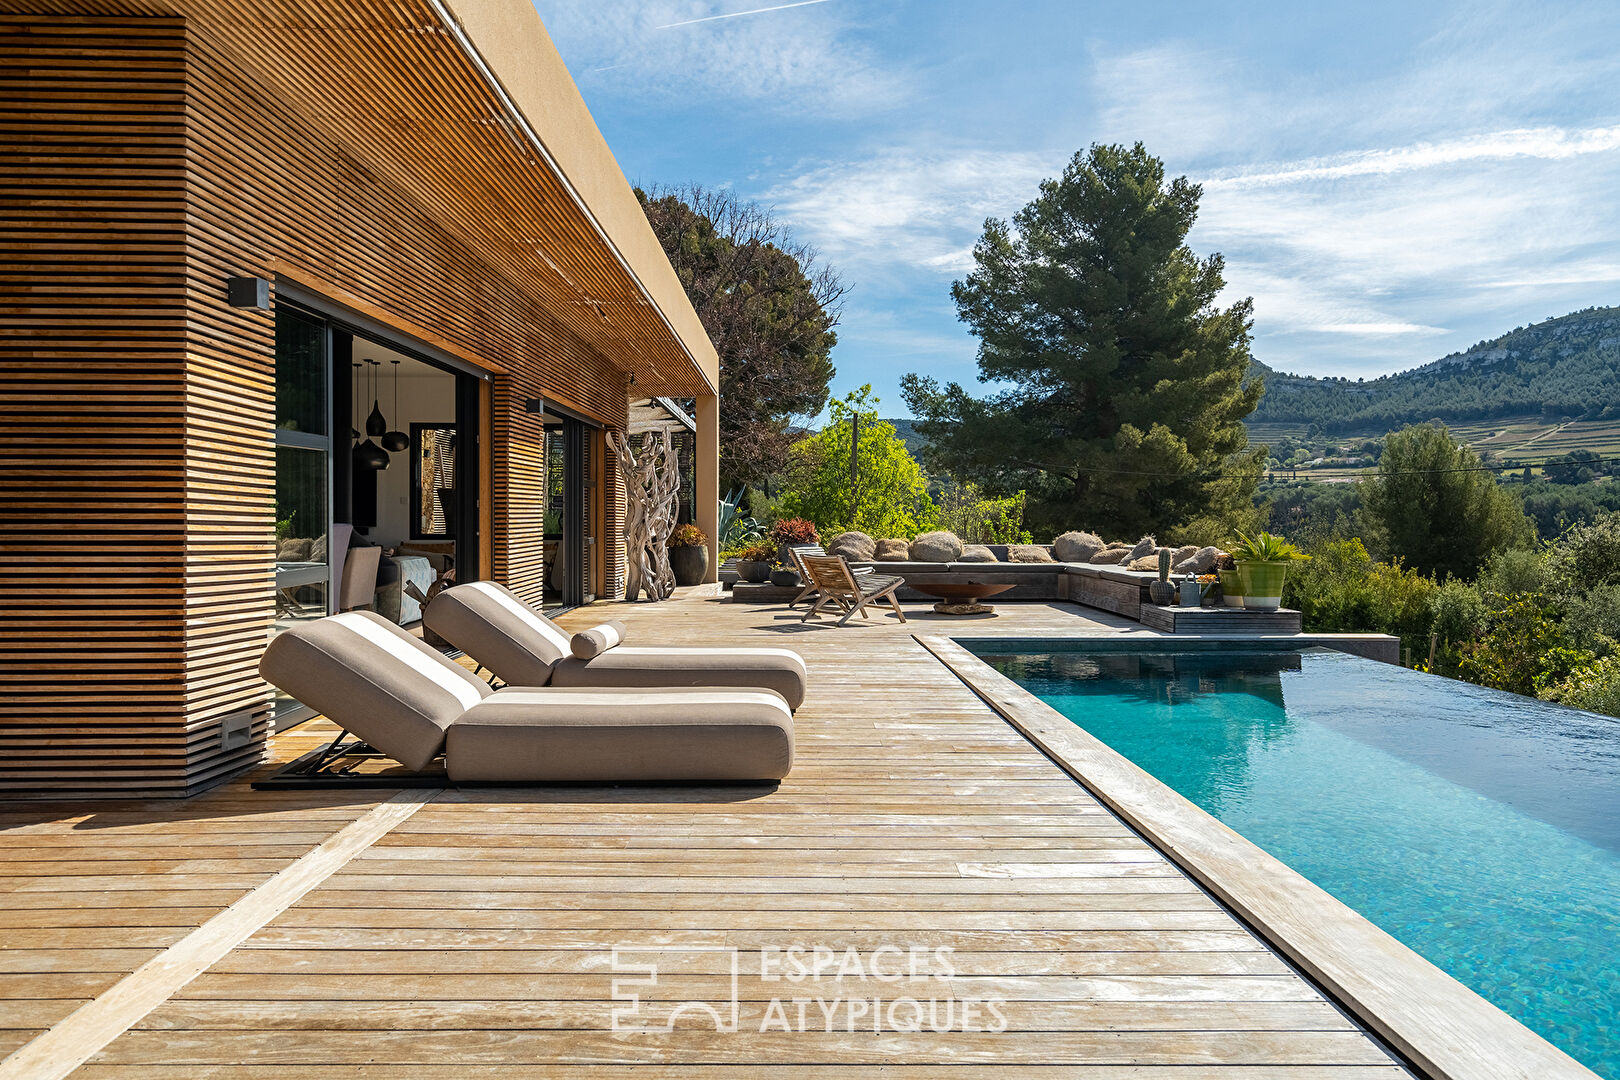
top-left (0, 1), bottom-right (717, 797)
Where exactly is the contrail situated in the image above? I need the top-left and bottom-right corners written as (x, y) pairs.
top-left (656, 0), bottom-right (831, 30)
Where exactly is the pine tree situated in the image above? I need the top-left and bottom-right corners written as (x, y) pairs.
top-left (902, 142), bottom-right (1264, 538)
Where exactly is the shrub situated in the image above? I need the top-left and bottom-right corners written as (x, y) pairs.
top-left (1428, 578), bottom-right (1486, 644)
top-left (669, 524), bottom-right (706, 548)
top-left (737, 543), bottom-right (775, 563)
top-left (1476, 547), bottom-right (1550, 599)
top-left (1546, 511), bottom-right (1620, 593)
top-left (770, 518), bottom-right (819, 546)
top-left (1455, 594), bottom-right (1590, 696)
top-left (1561, 583), bottom-right (1620, 657)
top-left (1539, 654), bottom-right (1620, 717)
top-left (934, 480), bottom-right (1033, 544)
top-left (1285, 538), bottom-right (1436, 657)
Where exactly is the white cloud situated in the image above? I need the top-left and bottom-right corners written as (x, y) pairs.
top-left (532, 0), bottom-right (905, 114)
top-left (766, 147), bottom-right (1058, 281)
top-left (1202, 125), bottom-right (1620, 190)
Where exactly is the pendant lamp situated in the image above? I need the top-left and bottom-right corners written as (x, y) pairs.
top-left (365, 359), bottom-right (386, 437)
top-left (381, 359), bottom-right (410, 453)
top-left (354, 361), bottom-right (389, 471)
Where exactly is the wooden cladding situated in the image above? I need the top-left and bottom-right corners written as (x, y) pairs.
top-left (0, 14), bottom-right (272, 798)
top-left (1, 5), bottom-right (688, 797)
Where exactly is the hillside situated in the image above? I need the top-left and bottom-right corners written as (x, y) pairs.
top-left (1249, 306), bottom-right (1620, 432)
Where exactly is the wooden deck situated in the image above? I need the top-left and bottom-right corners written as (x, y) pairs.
top-left (0, 592), bottom-right (1409, 1078)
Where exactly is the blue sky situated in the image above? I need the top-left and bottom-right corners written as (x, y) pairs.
top-left (533, 0), bottom-right (1620, 418)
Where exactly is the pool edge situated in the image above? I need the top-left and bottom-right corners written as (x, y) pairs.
top-left (916, 632), bottom-right (1601, 1080)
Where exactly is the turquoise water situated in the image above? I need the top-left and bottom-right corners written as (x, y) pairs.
top-left (973, 645), bottom-right (1620, 1077)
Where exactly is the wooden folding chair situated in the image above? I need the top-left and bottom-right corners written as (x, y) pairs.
top-left (799, 554), bottom-right (907, 626)
top-left (787, 543), bottom-right (872, 608)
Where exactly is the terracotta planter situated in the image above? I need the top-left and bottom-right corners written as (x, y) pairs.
top-left (736, 559), bottom-right (771, 583)
top-left (669, 544), bottom-right (709, 587)
top-left (1236, 560), bottom-right (1289, 611)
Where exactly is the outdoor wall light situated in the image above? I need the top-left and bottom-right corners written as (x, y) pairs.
top-left (226, 276), bottom-right (269, 310)
top-left (525, 397), bottom-right (544, 414)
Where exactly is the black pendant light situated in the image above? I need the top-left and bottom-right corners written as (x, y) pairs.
top-left (365, 359), bottom-right (387, 437)
top-left (353, 360), bottom-right (389, 471)
top-left (350, 362), bottom-right (360, 441)
top-left (381, 359), bottom-right (409, 453)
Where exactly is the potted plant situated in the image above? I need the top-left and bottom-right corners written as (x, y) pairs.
top-left (1229, 530), bottom-right (1309, 611)
top-left (667, 523), bottom-right (709, 587)
top-left (1216, 553), bottom-right (1244, 608)
top-left (1148, 549), bottom-right (1176, 606)
top-left (735, 543), bottom-right (774, 583)
top-left (769, 518), bottom-right (820, 584)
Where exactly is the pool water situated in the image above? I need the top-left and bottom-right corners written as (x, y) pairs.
top-left (973, 645), bottom-right (1620, 1077)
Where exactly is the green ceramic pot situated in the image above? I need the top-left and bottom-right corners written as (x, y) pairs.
top-left (1237, 560), bottom-right (1289, 610)
top-left (1218, 569), bottom-right (1244, 608)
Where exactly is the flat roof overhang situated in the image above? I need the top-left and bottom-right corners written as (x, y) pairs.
top-left (159, 0), bottom-right (720, 399)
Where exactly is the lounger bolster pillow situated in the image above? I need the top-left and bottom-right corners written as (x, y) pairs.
top-left (571, 620), bottom-right (627, 659)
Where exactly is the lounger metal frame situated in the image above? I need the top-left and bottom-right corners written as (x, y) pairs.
top-left (251, 729), bottom-right (448, 790)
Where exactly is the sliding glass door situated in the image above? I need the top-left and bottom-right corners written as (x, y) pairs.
top-left (543, 415), bottom-right (592, 610)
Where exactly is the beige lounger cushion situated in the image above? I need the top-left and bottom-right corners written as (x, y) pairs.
top-left (550, 646), bottom-right (808, 710)
top-left (571, 620), bottom-right (627, 659)
top-left (258, 611), bottom-right (491, 771)
top-left (446, 687), bottom-right (794, 782)
top-left (424, 580), bottom-right (572, 685)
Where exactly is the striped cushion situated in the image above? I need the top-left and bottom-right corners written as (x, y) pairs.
top-left (258, 610), bottom-right (491, 770)
top-left (571, 620), bottom-right (627, 659)
top-left (423, 580), bottom-right (574, 686)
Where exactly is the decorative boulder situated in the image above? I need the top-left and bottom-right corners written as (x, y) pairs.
top-left (1007, 544), bottom-right (1055, 564)
top-left (828, 531), bottom-right (876, 562)
top-left (1052, 531), bottom-right (1105, 563)
top-left (909, 531), bottom-right (964, 562)
top-left (874, 538), bottom-right (911, 561)
top-left (1124, 535), bottom-right (1157, 563)
top-left (1173, 545), bottom-right (1220, 574)
top-left (1089, 546), bottom-right (1132, 565)
top-left (958, 544), bottom-right (998, 562)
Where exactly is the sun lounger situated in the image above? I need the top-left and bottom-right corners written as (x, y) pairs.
top-left (424, 581), bottom-right (808, 709)
top-left (256, 610), bottom-right (793, 786)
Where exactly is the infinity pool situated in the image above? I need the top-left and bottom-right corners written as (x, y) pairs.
top-left (970, 643), bottom-right (1620, 1077)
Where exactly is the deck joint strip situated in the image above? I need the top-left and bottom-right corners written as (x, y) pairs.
top-left (0, 788), bottom-right (439, 1080)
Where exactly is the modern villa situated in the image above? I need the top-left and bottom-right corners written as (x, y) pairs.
top-left (1, 0), bottom-right (721, 799)
top-left (0, 2), bottom-right (1614, 1079)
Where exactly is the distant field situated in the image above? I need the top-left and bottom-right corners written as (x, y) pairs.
top-left (1246, 415), bottom-right (1620, 479)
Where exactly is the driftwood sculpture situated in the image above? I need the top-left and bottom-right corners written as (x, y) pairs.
top-left (609, 428), bottom-right (680, 601)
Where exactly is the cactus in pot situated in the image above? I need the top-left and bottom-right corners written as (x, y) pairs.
top-left (1147, 548), bottom-right (1177, 606)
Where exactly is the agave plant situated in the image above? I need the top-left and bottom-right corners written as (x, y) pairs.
top-left (719, 487), bottom-right (765, 549)
top-left (1230, 530), bottom-right (1310, 563)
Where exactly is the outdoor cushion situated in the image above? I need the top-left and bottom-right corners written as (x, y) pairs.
top-left (551, 646), bottom-right (808, 710)
top-left (571, 620), bottom-right (628, 659)
top-left (431, 580), bottom-right (809, 709)
top-left (425, 580), bottom-right (573, 686)
top-left (446, 687), bottom-right (794, 782)
top-left (258, 610), bottom-right (491, 771)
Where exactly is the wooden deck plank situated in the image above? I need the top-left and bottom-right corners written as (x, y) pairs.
top-left (0, 595), bottom-right (1410, 1076)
